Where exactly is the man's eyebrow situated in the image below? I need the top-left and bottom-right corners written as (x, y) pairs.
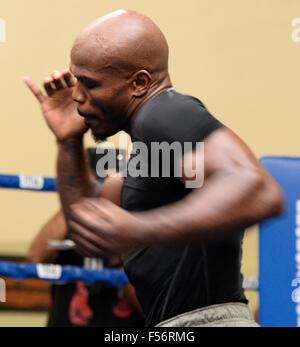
top-left (76, 75), bottom-right (98, 84)
top-left (72, 74), bottom-right (100, 87)
top-left (69, 69), bottom-right (98, 84)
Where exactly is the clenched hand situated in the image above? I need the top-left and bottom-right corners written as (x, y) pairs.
top-left (69, 198), bottom-right (148, 257)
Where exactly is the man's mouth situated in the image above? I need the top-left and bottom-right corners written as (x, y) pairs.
top-left (77, 110), bottom-right (98, 119)
top-left (77, 111), bottom-right (99, 127)
top-left (84, 117), bottom-right (96, 124)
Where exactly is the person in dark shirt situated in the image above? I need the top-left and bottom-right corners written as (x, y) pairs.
top-left (28, 150), bottom-right (145, 327)
top-left (25, 9), bottom-right (283, 327)
top-left (121, 89), bottom-right (247, 326)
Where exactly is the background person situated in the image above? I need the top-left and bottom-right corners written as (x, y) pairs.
top-left (28, 149), bottom-right (145, 327)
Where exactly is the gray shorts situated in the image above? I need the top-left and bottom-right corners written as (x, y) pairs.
top-left (155, 303), bottom-right (260, 327)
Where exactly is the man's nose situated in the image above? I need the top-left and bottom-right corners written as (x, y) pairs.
top-left (72, 83), bottom-right (86, 104)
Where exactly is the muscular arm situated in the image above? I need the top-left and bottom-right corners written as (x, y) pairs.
top-left (138, 128), bottom-right (284, 243)
top-left (57, 138), bottom-right (102, 219)
top-left (68, 127), bottom-right (284, 255)
top-left (24, 71), bottom-right (102, 220)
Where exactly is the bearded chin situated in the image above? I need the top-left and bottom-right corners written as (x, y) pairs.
top-left (90, 116), bottom-right (127, 143)
top-left (90, 130), bottom-right (108, 143)
top-left (92, 134), bottom-right (108, 143)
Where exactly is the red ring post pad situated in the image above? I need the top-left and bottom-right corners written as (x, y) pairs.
top-left (0, 261), bottom-right (129, 287)
top-left (259, 157), bottom-right (300, 327)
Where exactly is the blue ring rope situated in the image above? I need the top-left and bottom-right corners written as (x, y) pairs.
top-left (0, 174), bottom-right (56, 192)
top-left (0, 174), bottom-right (104, 192)
top-left (0, 261), bottom-right (129, 287)
top-left (0, 261), bottom-right (258, 290)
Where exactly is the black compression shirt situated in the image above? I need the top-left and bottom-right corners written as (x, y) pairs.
top-left (122, 89), bottom-right (248, 327)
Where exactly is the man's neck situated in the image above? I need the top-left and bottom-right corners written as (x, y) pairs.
top-left (125, 75), bottom-right (173, 133)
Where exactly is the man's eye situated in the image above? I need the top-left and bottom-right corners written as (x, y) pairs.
top-left (85, 82), bottom-right (98, 90)
top-left (77, 78), bottom-right (99, 90)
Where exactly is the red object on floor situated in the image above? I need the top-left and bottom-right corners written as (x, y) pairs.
top-left (69, 281), bottom-right (93, 326)
top-left (113, 297), bottom-right (134, 319)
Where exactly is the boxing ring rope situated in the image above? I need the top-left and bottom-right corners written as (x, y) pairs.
top-left (0, 174), bottom-right (104, 192)
top-left (0, 261), bottom-right (129, 287)
top-left (0, 173), bottom-right (259, 290)
top-left (0, 174), bottom-right (56, 192)
top-left (0, 260), bottom-right (258, 290)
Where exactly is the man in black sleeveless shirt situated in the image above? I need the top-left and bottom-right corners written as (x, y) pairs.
top-left (25, 10), bottom-right (283, 327)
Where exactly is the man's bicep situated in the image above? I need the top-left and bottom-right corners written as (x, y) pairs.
top-left (179, 127), bottom-right (263, 186)
top-left (205, 128), bottom-right (261, 171)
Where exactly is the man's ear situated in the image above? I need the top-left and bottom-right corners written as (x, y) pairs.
top-left (131, 70), bottom-right (152, 97)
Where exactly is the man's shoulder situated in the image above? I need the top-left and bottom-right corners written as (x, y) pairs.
top-left (131, 89), bottom-right (223, 144)
top-left (136, 89), bottom-right (206, 123)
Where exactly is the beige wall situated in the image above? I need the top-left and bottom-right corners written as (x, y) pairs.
top-left (1, 0), bottom-right (300, 312)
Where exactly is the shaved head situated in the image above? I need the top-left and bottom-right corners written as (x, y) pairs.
top-left (70, 10), bottom-right (172, 142)
top-left (71, 9), bottom-right (169, 77)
